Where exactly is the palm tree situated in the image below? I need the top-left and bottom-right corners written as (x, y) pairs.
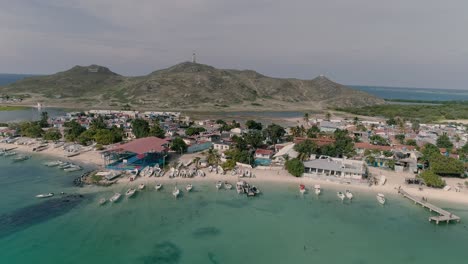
top-left (303, 113), bottom-right (309, 126)
top-left (206, 149), bottom-right (221, 165)
top-left (325, 112), bottom-right (331, 121)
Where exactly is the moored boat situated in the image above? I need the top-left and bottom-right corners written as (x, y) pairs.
top-left (345, 190), bottom-right (353, 200)
top-left (99, 198), bottom-right (107, 205)
top-left (138, 184), bottom-right (145, 190)
top-left (109, 192), bottom-right (122, 202)
top-left (126, 188), bottom-right (136, 197)
top-left (299, 184), bottom-right (306, 194)
top-left (44, 160), bottom-right (63, 167)
top-left (64, 165), bottom-right (82, 172)
top-left (13, 155), bottom-right (30, 162)
top-left (337, 191), bottom-right (345, 201)
top-left (36, 193), bottom-right (54, 198)
top-left (4, 151), bottom-right (17, 157)
top-left (172, 186), bottom-right (180, 198)
top-left (314, 184), bottom-right (321, 195)
top-left (376, 193), bottom-right (386, 205)
top-left (224, 182), bottom-right (232, 190)
top-left (155, 184), bottom-right (163, 191)
top-left (215, 181), bottom-right (223, 190)
top-left (185, 184), bottom-right (193, 192)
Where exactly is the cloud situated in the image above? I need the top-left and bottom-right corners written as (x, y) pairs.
top-left (0, 0), bottom-right (467, 88)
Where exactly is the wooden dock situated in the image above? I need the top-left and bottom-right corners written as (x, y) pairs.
top-left (397, 188), bottom-right (461, 224)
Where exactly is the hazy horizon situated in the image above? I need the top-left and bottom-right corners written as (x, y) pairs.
top-left (1, 1), bottom-right (467, 89)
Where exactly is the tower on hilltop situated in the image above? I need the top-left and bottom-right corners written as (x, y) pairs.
top-left (192, 51), bottom-right (197, 63)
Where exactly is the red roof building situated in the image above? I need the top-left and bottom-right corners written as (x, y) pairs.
top-left (112, 137), bottom-right (169, 154)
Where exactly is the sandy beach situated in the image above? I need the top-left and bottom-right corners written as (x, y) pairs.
top-left (3, 141), bottom-right (468, 206)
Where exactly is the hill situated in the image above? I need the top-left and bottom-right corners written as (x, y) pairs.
top-left (0, 62), bottom-right (384, 110)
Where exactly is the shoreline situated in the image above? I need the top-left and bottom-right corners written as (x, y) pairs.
top-left (3, 141), bottom-right (468, 206)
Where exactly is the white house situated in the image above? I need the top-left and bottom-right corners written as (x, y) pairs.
top-left (303, 157), bottom-right (367, 180)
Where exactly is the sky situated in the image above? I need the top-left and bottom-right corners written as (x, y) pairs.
top-left (0, 0), bottom-right (467, 89)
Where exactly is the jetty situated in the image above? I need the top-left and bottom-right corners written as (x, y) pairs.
top-left (397, 188), bottom-right (461, 224)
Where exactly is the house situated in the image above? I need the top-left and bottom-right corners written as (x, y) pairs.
top-left (255, 149), bottom-right (274, 159)
top-left (319, 121), bottom-right (343, 133)
top-left (303, 157), bottom-right (367, 180)
top-left (213, 141), bottom-right (231, 152)
top-left (272, 143), bottom-right (299, 165)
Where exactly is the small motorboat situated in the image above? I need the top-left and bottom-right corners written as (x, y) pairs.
top-left (185, 184), bottom-right (193, 192)
top-left (314, 184), bottom-right (321, 195)
top-left (36, 193), bottom-right (54, 198)
top-left (13, 155), bottom-right (31, 162)
top-left (299, 184), bottom-right (306, 194)
top-left (109, 192), bottom-right (122, 202)
top-left (138, 184), bottom-right (145, 190)
top-left (376, 193), bottom-right (386, 205)
top-left (99, 198), bottom-right (107, 205)
top-left (236, 181), bottom-right (244, 194)
top-left (173, 187), bottom-right (180, 198)
top-left (337, 192), bottom-right (345, 201)
top-left (64, 165), bottom-right (82, 172)
top-left (215, 181), bottom-right (223, 190)
top-left (345, 190), bottom-right (353, 200)
top-left (251, 186), bottom-right (260, 195)
top-left (224, 181), bottom-right (233, 190)
top-left (155, 184), bottom-right (163, 191)
top-left (44, 160), bottom-right (62, 167)
top-left (125, 188), bottom-right (136, 197)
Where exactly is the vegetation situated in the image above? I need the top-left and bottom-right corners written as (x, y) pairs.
top-left (369, 135), bottom-right (389, 146)
top-left (405, 139), bottom-right (418, 147)
top-left (19, 122), bottom-right (43, 138)
top-left (43, 129), bottom-right (62, 141)
top-left (430, 156), bottom-right (464, 177)
top-left (395, 134), bottom-right (405, 144)
top-left (245, 120), bottom-right (263, 130)
top-left (38, 112), bottom-right (49, 128)
top-left (185, 126), bottom-right (206, 136)
top-left (420, 170), bottom-right (445, 188)
top-left (170, 137), bottom-right (187, 153)
top-left (263, 123), bottom-right (286, 144)
top-left (436, 133), bottom-right (453, 150)
top-left (64, 120), bottom-right (86, 141)
top-left (131, 119), bottom-right (150, 138)
top-left (294, 140), bottom-right (318, 160)
top-left (0, 105), bottom-right (28, 111)
top-left (337, 102), bottom-right (468, 123)
top-left (243, 130), bottom-right (265, 148)
top-left (224, 149), bottom-right (253, 165)
top-left (306, 125), bottom-right (320, 138)
top-left (285, 158), bottom-right (304, 177)
top-left (149, 122), bottom-right (165, 138)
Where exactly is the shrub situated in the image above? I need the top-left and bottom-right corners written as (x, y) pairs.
top-left (285, 158), bottom-right (304, 177)
top-left (420, 170), bottom-right (445, 188)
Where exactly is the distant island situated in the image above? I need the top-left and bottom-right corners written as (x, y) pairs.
top-left (0, 62), bottom-right (384, 111)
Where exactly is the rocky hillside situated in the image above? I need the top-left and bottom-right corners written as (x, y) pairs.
top-left (0, 62), bottom-right (384, 110)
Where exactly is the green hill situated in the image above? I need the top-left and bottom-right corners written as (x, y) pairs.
top-left (0, 62), bottom-right (384, 110)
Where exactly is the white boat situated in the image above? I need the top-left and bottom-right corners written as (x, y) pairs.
top-left (99, 198), bottom-right (107, 205)
top-left (443, 185), bottom-right (452, 191)
top-left (337, 192), bottom-right (345, 201)
top-left (64, 165), bottom-right (82, 172)
top-left (138, 184), bottom-right (145, 190)
top-left (208, 165), bottom-right (213, 172)
top-left (379, 175), bottom-right (387, 186)
top-left (314, 184), bottom-right (321, 195)
top-left (185, 184), bottom-right (193, 192)
top-left (376, 193), bottom-right (386, 205)
top-left (13, 155), bottom-right (30, 162)
top-left (345, 190), bottom-right (353, 200)
top-left (299, 184), bottom-right (306, 194)
top-left (36, 193), bottom-right (54, 198)
top-left (44, 160), bottom-right (62, 167)
top-left (224, 182), bottom-right (233, 190)
top-left (155, 184), bottom-right (163, 191)
top-left (172, 187), bottom-right (180, 198)
top-left (109, 192), bottom-right (122, 202)
top-left (126, 188), bottom-right (136, 197)
top-left (236, 181), bottom-right (244, 194)
top-left (215, 181), bottom-right (223, 190)
top-left (4, 151), bottom-right (17, 157)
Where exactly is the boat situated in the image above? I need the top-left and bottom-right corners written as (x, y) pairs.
top-left (36, 193), bottom-right (54, 198)
top-left (314, 184), bottom-right (321, 195)
top-left (138, 184), bottom-right (145, 190)
top-left (4, 151), bottom-right (17, 157)
top-left (215, 181), bottom-right (223, 190)
top-left (99, 198), bottom-right (107, 205)
top-left (58, 162), bottom-right (72, 169)
top-left (379, 175), bottom-right (387, 186)
top-left (185, 184), bottom-right (193, 192)
top-left (155, 184), bottom-right (163, 191)
top-left (44, 160), bottom-right (62, 167)
top-left (337, 192), bottom-right (345, 201)
top-left (208, 165), bottom-right (213, 172)
top-left (13, 155), bottom-right (30, 162)
top-left (125, 188), bottom-right (137, 197)
top-left (236, 181), bottom-right (244, 194)
top-left (109, 192), bottom-right (122, 202)
top-left (224, 182), bottom-right (233, 190)
top-left (376, 193), bottom-right (386, 205)
top-left (64, 165), bottom-right (82, 172)
top-left (299, 184), bottom-right (306, 194)
top-left (345, 190), bottom-right (353, 200)
top-left (172, 187), bottom-right (180, 198)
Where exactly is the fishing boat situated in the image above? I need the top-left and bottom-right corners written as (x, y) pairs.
top-left (376, 193), bottom-right (386, 205)
top-left (314, 184), bottom-right (321, 195)
top-left (185, 184), bottom-right (193, 192)
top-left (337, 192), bottom-right (345, 201)
top-left (172, 186), bottom-right (180, 198)
top-left (215, 181), bottom-right (223, 190)
top-left (64, 165), bottom-right (82, 172)
top-left (36, 193), bottom-right (54, 198)
top-left (236, 181), bottom-right (245, 194)
top-left (99, 198), bottom-right (107, 205)
top-left (138, 184), bottom-right (145, 190)
top-left (13, 155), bottom-right (30, 162)
top-left (299, 184), bottom-right (306, 194)
top-left (44, 160), bottom-right (62, 167)
top-left (125, 188), bottom-right (136, 197)
top-left (224, 182), bottom-right (233, 190)
top-left (109, 192), bottom-right (122, 202)
top-left (4, 151), bottom-right (17, 157)
top-left (155, 184), bottom-right (163, 191)
top-left (345, 190), bottom-right (353, 200)
top-left (58, 162), bottom-right (72, 169)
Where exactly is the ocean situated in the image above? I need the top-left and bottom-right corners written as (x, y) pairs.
top-left (351, 85), bottom-right (468, 101)
top-left (1, 155), bottom-right (468, 263)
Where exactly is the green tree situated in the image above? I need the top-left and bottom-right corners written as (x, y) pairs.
top-left (263, 123), bottom-right (285, 144)
top-left (422, 143), bottom-right (441, 161)
top-left (232, 135), bottom-right (248, 151)
top-left (171, 137), bottom-right (187, 153)
top-left (43, 129), bottom-right (62, 141)
top-left (206, 149), bottom-right (221, 165)
top-left (149, 122), bottom-right (165, 138)
top-left (285, 158), bottom-right (304, 177)
top-left (436, 133), bottom-right (453, 150)
top-left (294, 140), bottom-right (318, 160)
top-left (325, 112), bottom-right (331, 121)
top-left (411, 120), bottom-right (420, 132)
top-left (20, 122), bottom-right (43, 138)
top-left (333, 129), bottom-right (356, 157)
top-left (303, 113), bottom-right (309, 125)
top-left (405, 139), bottom-right (418, 147)
top-left (370, 135), bottom-right (389, 146)
top-left (395, 134), bottom-right (405, 144)
top-left (353, 116), bottom-right (359, 125)
top-left (245, 120), bottom-right (263, 130)
top-left (76, 129), bottom-right (96, 145)
top-left (39, 112), bottom-right (49, 128)
top-left (386, 117), bottom-right (397, 126)
top-left (93, 129), bottom-right (122, 145)
top-left (64, 120), bottom-right (86, 142)
top-left (420, 170), bottom-right (445, 188)
top-left (244, 130), bottom-right (265, 148)
top-left (430, 156), bottom-right (464, 177)
top-left (131, 119), bottom-right (150, 138)
top-left (90, 116), bottom-right (107, 130)
top-left (185, 126), bottom-right (206, 136)
top-left (306, 125), bottom-right (320, 138)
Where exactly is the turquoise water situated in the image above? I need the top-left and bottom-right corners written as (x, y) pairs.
top-left (1, 155), bottom-right (468, 263)
top-left (352, 85), bottom-right (468, 101)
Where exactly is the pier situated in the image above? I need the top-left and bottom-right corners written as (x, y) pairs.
top-left (397, 188), bottom-right (461, 224)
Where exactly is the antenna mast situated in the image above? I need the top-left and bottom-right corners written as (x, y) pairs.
top-left (192, 51), bottom-right (196, 63)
